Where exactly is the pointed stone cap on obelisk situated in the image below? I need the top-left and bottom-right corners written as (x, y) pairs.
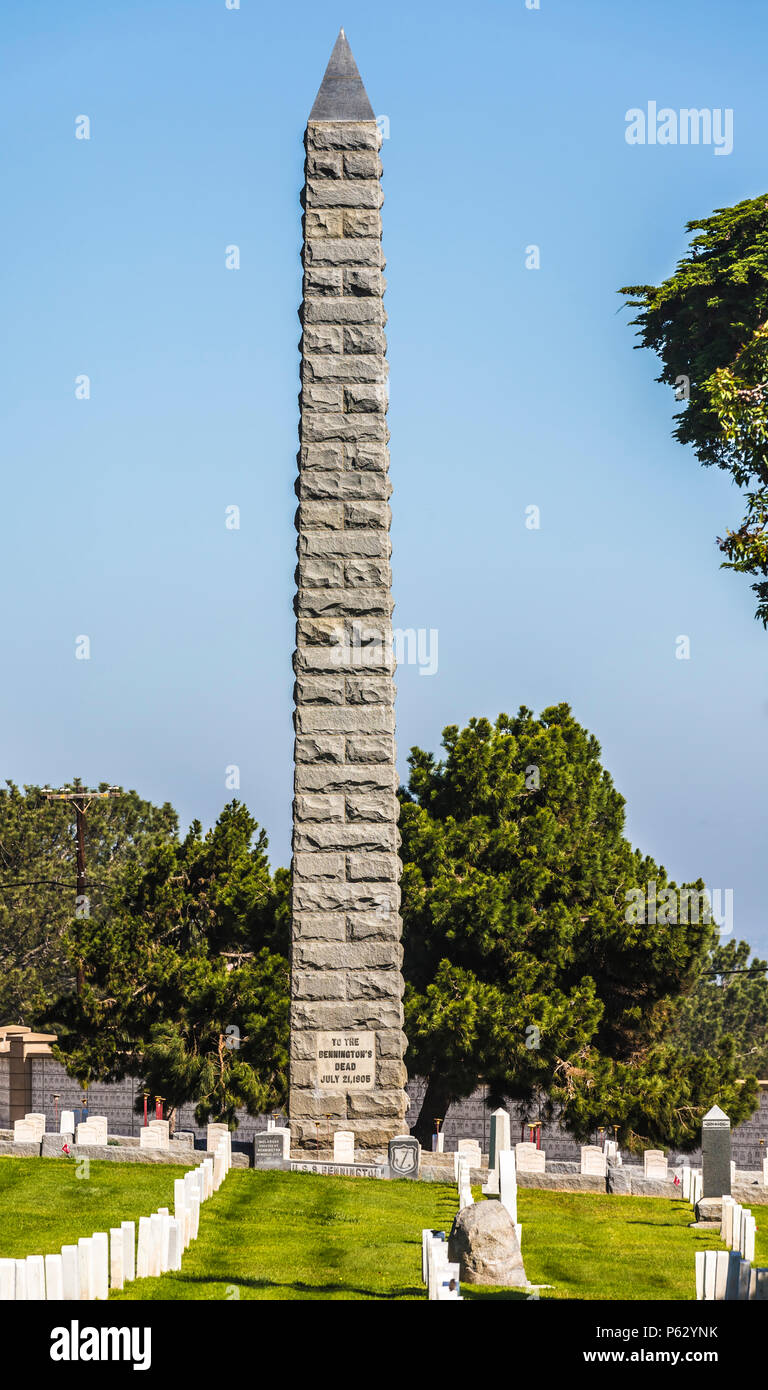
top-left (703, 1105), bottom-right (730, 1123)
top-left (309, 28), bottom-right (375, 121)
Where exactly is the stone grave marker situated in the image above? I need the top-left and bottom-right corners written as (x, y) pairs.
top-left (26, 1254), bottom-right (45, 1300)
top-left (422, 1228), bottom-right (445, 1283)
top-left (139, 1126), bottom-right (161, 1149)
top-left (13, 1120), bottom-right (38, 1144)
top-left (643, 1149), bottom-right (668, 1181)
top-left (158, 1209), bottom-right (171, 1273)
top-left (702, 1105), bottom-right (731, 1199)
top-left (207, 1122), bottom-right (228, 1154)
top-left (110, 1228), bottom-right (124, 1291)
top-left (76, 1121), bottom-right (102, 1146)
top-left (580, 1145), bottom-right (607, 1177)
top-left (60, 1110), bottom-right (75, 1136)
top-left (499, 1149), bottom-right (518, 1226)
top-left (25, 1113), bottom-right (46, 1140)
top-left (78, 1237), bottom-right (94, 1301)
top-left (92, 1232), bottom-right (109, 1300)
top-left (61, 1245), bottom-right (79, 1300)
top-left (168, 1218), bottom-right (182, 1272)
top-left (121, 1223), bottom-right (136, 1284)
top-left (189, 1192), bottom-right (201, 1240)
top-left (388, 1135), bottom-right (420, 1179)
top-left (0, 1260), bottom-right (15, 1300)
top-left (333, 1130), bottom-right (355, 1164)
top-left (515, 1141), bottom-right (546, 1174)
top-left (149, 1214), bottom-right (162, 1277)
top-left (254, 1131), bottom-right (289, 1168)
top-left (436, 1262), bottom-right (462, 1300)
top-left (87, 1116), bottom-right (108, 1144)
top-left (136, 1217), bottom-right (151, 1278)
top-left (488, 1109), bottom-right (511, 1173)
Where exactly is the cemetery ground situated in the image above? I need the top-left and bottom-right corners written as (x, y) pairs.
top-left (3, 1158), bottom-right (767, 1301)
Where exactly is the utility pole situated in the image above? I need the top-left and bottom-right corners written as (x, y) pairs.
top-left (41, 784), bottom-right (121, 992)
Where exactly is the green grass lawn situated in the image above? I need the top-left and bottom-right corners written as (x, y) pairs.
top-left (1, 1157), bottom-right (766, 1301)
top-left (0, 1157), bottom-right (177, 1257)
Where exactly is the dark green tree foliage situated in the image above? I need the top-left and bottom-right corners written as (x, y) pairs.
top-left (0, 781), bottom-right (177, 1023)
top-left (621, 195), bottom-right (768, 623)
top-left (670, 939), bottom-right (768, 1078)
top-left (46, 802), bottom-right (290, 1127)
top-left (401, 707), bottom-right (756, 1150)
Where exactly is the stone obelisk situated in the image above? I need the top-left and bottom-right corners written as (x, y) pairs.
top-left (288, 31), bottom-right (408, 1158)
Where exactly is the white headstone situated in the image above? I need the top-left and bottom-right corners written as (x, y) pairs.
top-left (643, 1150), bottom-right (668, 1180)
top-left (515, 1141), bottom-right (545, 1173)
top-left (76, 1122), bottom-right (102, 1146)
top-left (14, 1259), bottom-right (27, 1300)
top-left (61, 1245), bottom-right (79, 1300)
top-left (763, 1155), bottom-right (768, 1186)
top-left (149, 1213), bottom-right (163, 1277)
top-left (333, 1130), bottom-right (355, 1163)
top-left (136, 1217), bottom-right (151, 1278)
top-left (202, 1158), bottom-right (213, 1198)
top-left (713, 1249), bottom-right (730, 1301)
top-left (121, 1221), bottom-right (136, 1282)
top-left (26, 1254), bottom-right (45, 1300)
top-left (457, 1138), bottom-right (482, 1158)
top-left (499, 1149), bottom-right (518, 1224)
top-left (158, 1209), bottom-right (171, 1273)
top-left (207, 1122), bottom-right (228, 1153)
top-left (743, 1214), bottom-right (756, 1264)
top-left (44, 1253), bottom-right (64, 1301)
top-left (60, 1110), bottom-right (76, 1136)
top-left (13, 1120), bottom-right (38, 1143)
top-left (25, 1113), bottom-right (46, 1139)
top-left (87, 1116), bottom-right (108, 1144)
top-left (110, 1228), bottom-right (124, 1290)
top-left (139, 1126), bottom-right (163, 1149)
top-left (435, 1261), bottom-right (462, 1300)
top-left (168, 1217), bottom-right (182, 1271)
top-left (174, 1177), bottom-right (187, 1221)
top-left (78, 1238), bottom-right (94, 1300)
top-left (721, 1195), bottom-right (735, 1245)
top-left (92, 1232), bottom-right (109, 1300)
top-left (0, 1259), bottom-right (15, 1300)
top-left (422, 1229), bottom-right (444, 1283)
top-left (190, 1192), bottom-right (201, 1240)
top-left (732, 1204), bottom-right (743, 1252)
top-left (580, 1145), bottom-right (607, 1176)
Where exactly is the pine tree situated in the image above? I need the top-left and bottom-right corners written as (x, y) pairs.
top-left (45, 802), bottom-right (290, 1128)
top-left (621, 195), bottom-right (768, 623)
top-left (401, 707), bottom-right (757, 1149)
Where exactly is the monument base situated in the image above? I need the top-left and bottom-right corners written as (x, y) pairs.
top-left (695, 1196), bottom-right (724, 1223)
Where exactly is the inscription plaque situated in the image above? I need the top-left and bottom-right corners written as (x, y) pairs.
top-left (315, 1031), bottom-right (375, 1092)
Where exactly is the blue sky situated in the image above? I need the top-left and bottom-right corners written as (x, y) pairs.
top-left (2, 0), bottom-right (767, 951)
